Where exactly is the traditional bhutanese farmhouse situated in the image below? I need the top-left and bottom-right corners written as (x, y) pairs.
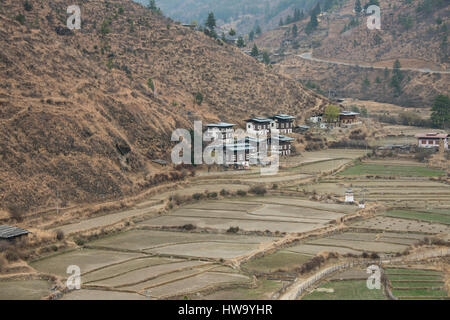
top-left (415, 133), bottom-right (449, 150)
top-left (271, 114), bottom-right (296, 134)
top-left (269, 135), bottom-right (295, 156)
top-left (245, 118), bottom-right (273, 136)
top-left (205, 122), bottom-right (236, 144)
top-left (339, 111), bottom-right (360, 126)
top-left (0, 225), bottom-right (30, 241)
top-left (224, 143), bottom-right (257, 168)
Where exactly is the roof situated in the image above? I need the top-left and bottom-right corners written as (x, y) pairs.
top-left (340, 111), bottom-right (359, 116)
top-left (206, 122), bottom-right (236, 128)
top-left (272, 114), bottom-right (296, 120)
top-left (152, 159), bottom-right (168, 165)
top-left (415, 133), bottom-right (449, 139)
top-left (0, 225), bottom-right (30, 239)
top-left (272, 135), bottom-right (295, 142)
top-left (245, 117), bottom-right (272, 123)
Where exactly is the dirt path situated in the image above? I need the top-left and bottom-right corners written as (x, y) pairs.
top-left (297, 52), bottom-right (450, 75)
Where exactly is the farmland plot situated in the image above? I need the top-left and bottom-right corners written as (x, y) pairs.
top-left (0, 279), bottom-right (52, 300)
top-left (350, 217), bottom-right (449, 234)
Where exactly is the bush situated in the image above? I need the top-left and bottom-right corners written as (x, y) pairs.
top-left (4, 250), bottom-right (19, 262)
top-left (24, 1), bottom-right (33, 11)
top-left (56, 230), bottom-right (65, 241)
top-left (249, 185), bottom-right (267, 195)
top-left (370, 253), bottom-right (379, 259)
top-left (236, 190), bottom-right (247, 197)
top-left (220, 189), bottom-right (229, 196)
top-left (272, 184), bottom-right (278, 190)
top-left (192, 193), bottom-right (203, 200)
top-left (74, 238), bottom-right (85, 246)
top-left (181, 224), bottom-right (195, 231)
top-left (15, 14), bottom-right (25, 25)
top-left (207, 192), bottom-right (218, 198)
top-left (227, 226), bottom-right (239, 233)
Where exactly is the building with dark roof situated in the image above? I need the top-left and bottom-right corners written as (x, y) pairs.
top-left (0, 225), bottom-right (30, 241)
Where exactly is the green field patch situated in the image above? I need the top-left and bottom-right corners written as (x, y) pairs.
top-left (302, 280), bottom-right (386, 300)
top-left (384, 268), bottom-right (442, 276)
top-left (338, 164), bottom-right (444, 177)
top-left (391, 281), bottom-right (444, 289)
top-left (388, 275), bottom-right (443, 281)
top-left (392, 288), bottom-right (448, 298)
top-left (382, 210), bottom-right (450, 225)
top-left (242, 250), bottom-right (312, 274)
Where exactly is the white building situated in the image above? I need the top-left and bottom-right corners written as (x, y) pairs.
top-left (345, 189), bottom-right (354, 203)
top-left (205, 122), bottom-right (236, 144)
top-left (415, 133), bottom-right (449, 150)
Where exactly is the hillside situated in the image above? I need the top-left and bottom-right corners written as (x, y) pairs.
top-left (0, 0), bottom-right (327, 218)
top-left (139, 0), bottom-right (321, 34)
top-left (252, 0), bottom-right (449, 106)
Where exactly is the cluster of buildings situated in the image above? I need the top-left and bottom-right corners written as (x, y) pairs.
top-left (205, 114), bottom-right (296, 168)
top-left (308, 111), bottom-right (361, 129)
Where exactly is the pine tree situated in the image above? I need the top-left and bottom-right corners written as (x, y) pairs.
top-left (251, 44), bottom-right (259, 57)
top-left (237, 36), bottom-right (245, 48)
top-left (431, 95), bottom-right (450, 128)
top-left (205, 12), bottom-right (216, 31)
top-left (354, 0), bottom-right (362, 14)
top-left (255, 25), bottom-right (262, 35)
top-left (248, 31), bottom-right (254, 41)
top-left (262, 52), bottom-right (270, 65)
top-left (292, 24), bottom-right (298, 37)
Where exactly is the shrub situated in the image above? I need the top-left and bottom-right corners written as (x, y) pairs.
top-left (24, 1), bottom-right (33, 11)
top-left (56, 230), bottom-right (65, 241)
top-left (220, 189), bottom-right (229, 196)
top-left (192, 193), bottom-right (203, 200)
top-left (15, 14), bottom-right (25, 25)
top-left (249, 185), bottom-right (267, 195)
top-left (207, 192), bottom-right (218, 198)
top-left (370, 253), bottom-right (379, 259)
top-left (272, 184), bottom-right (278, 190)
top-left (181, 224), bottom-right (195, 231)
top-left (147, 78), bottom-right (154, 91)
top-left (4, 250), bottom-right (19, 262)
top-left (74, 238), bottom-right (85, 246)
top-left (236, 190), bottom-right (247, 197)
top-left (227, 226), bottom-right (239, 233)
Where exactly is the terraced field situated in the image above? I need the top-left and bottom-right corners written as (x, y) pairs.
top-left (381, 209), bottom-right (450, 225)
top-left (338, 163), bottom-right (445, 177)
top-left (302, 280), bottom-right (387, 300)
top-left (0, 279), bottom-right (53, 300)
top-left (138, 198), bottom-right (357, 234)
top-left (285, 230), bottom-right (427, 257)
top-left (385, 268), bottom-right (448, 300)
top-left (350, 216), bottom-right (449, 234)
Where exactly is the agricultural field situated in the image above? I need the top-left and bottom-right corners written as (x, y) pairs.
top-left (385, 267), bottom-right (448, 300)
top-left (285, 230), bottom-right (427, 257)
top-left (193, 279), bottom-right (285, 300)
top-left (350, 216), bottom-right (449, 234)
top-left (338, 163), bottom-right (445, 177)
top-left (381, 209), bottom-right (450, 225)
top-left (281, 149), bottom-right (369, 168)
top-left (242, 250), bottom-right (312, 274)
top-left (138, 197), bottom-right (357, 234)
top-left (302, 279), bottom-right (387, 300)
top-left (0, 279), bottom-right (53, 300)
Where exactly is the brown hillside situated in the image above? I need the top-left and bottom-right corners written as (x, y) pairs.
top-left (252, 0), bottom-right (450, 107)
top-left (0, 0), bottom-right (327, 216)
